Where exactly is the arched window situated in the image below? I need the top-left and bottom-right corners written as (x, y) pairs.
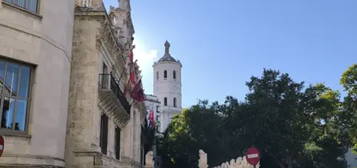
top-left (164, 70), bottom-right (167, 79)
top-left (156, 71), bottom-right (159, 80)
top-left (164, 97), bottom-right (167, 106)
top-left (173, 97), bottom-right (177, 107)
top-left (173, 70), bottom-right (176, 79)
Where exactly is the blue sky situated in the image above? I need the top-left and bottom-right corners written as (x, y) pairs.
top-left (104, 0), bottom-right (357, 108)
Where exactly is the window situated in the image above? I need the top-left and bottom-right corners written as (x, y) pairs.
top-left (100, 114), bottom-right (108, 154)
top-left (3, 0), bottom-right (39, 13)
top-left (173, 70), bottom-right (176, 79)
top-left (115, 127), bottom-right (121, 160)
top-left (164, 70), bottom-right (167, 79)
top-left (0, 59), bottom-right (31, 132)
top-left (102, 63), bottom-right (109, 89)
top-left (173, 98), bottom-right (177, 107)
top-left (164, 97), bottom-right (167, 106)
top-left (102, 62), bottom-right (108, 74)
top-left (156, 71), bottom-right (159, 80)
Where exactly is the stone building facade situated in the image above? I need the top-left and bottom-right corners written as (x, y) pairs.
top-left (153, 41), bottom-right (182, 132)
top-left (144, 94), bottom-right (160, 129)
top-left (0, 0), bottom-right (147, 167)
top-left (0, 0), bottom-right (74, 167)
top-left (66, 0), bottom-right (146, 167)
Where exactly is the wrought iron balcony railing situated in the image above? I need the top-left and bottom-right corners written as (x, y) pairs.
top-left (99, 73), bottom-right (131, 114)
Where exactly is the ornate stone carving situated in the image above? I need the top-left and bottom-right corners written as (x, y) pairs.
top-left (213, 156), bottom-right (260, 168)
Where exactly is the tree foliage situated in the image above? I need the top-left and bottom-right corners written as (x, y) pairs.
top-left (340, 64), bottom-right (357, 152)
top-left (158, 109), bottom-right (200, 168)
top-left (158, 68), bottom-right (356, 168)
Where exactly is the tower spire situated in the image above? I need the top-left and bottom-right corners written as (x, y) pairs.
top-left (164, 41), bottom-right (170, 55)
top-left (156, 40), bottom-right (181, 64)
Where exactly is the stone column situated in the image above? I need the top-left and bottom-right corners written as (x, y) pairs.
top-left (134, 107), bottom-right (142, 163)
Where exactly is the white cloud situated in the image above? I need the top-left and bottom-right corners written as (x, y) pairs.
top-left (133, 40), bottom-right (159, 94)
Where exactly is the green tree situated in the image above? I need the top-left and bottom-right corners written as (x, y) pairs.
top-left (158, 69), bottom-right (353, 168)
top-left (158, 109), bottom-right (200, 168)
top-left (302, 84), bottom-right (348, 168)
top-left (243, 70), bottom-right (308, 168)
top-left (340, 64), bottom-right (357, 152)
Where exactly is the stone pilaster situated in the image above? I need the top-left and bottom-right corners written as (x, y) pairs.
top-left (65, 11), bottom-right (103, 168)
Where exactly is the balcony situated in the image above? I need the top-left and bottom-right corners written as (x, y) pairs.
top-left (98, 74), bottom-right (131, 126)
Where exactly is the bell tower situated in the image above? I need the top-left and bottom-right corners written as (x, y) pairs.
top-left (153, 41), bottom-right (182, 132)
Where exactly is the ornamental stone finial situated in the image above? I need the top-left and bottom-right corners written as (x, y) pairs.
top-left (118, 0), bottom-right (131, 11)
top-left (199, 149), bottom-right (208, 168)
top-left (164, 41), bottom-right (170, 54)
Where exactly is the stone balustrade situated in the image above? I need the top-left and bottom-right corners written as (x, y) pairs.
top-left (198, 150), bottom-right (260, 168)
top-left (213, 156), bottom-right (260, 168)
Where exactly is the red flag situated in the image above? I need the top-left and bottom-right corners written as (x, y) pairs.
top-left (128, 51), bottom-right (133, 63)
top-left (148, 110), bottom-right (156, 128)
top-left (149, 110), bottom-right (154, 121)
top-left (124, 51), bottom-right (136, 95)
top-left (130, 71), bottom-right (136, 85)
top-left (130, 80), bottom-right (145, 102)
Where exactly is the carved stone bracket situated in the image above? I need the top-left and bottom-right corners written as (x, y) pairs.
top-left (98, 90), bottom-right (130, 128)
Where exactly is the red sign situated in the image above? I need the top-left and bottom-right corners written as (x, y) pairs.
top-left (246, 147), bottom-right (260, 166)
top-left (0, 136), bottom-right (4, 157)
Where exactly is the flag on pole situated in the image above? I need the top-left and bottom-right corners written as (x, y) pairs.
top-left (124, 46), bottom-right (145, 102)
top-left (148, 110), bottom-right (155, 128)
top-left (130, 79), bottom-right (145, 102)
top-left (129, 70), bottom-right (136, 85)
top-left (124, 49), bottom-right (136, 95)
top-left (128, 50), bottom-right (133, 63)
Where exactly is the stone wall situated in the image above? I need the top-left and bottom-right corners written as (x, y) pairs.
top-left (213, 156), bottom-right (260, 168)
top-left (198, 150), bottom-right (260, 168)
